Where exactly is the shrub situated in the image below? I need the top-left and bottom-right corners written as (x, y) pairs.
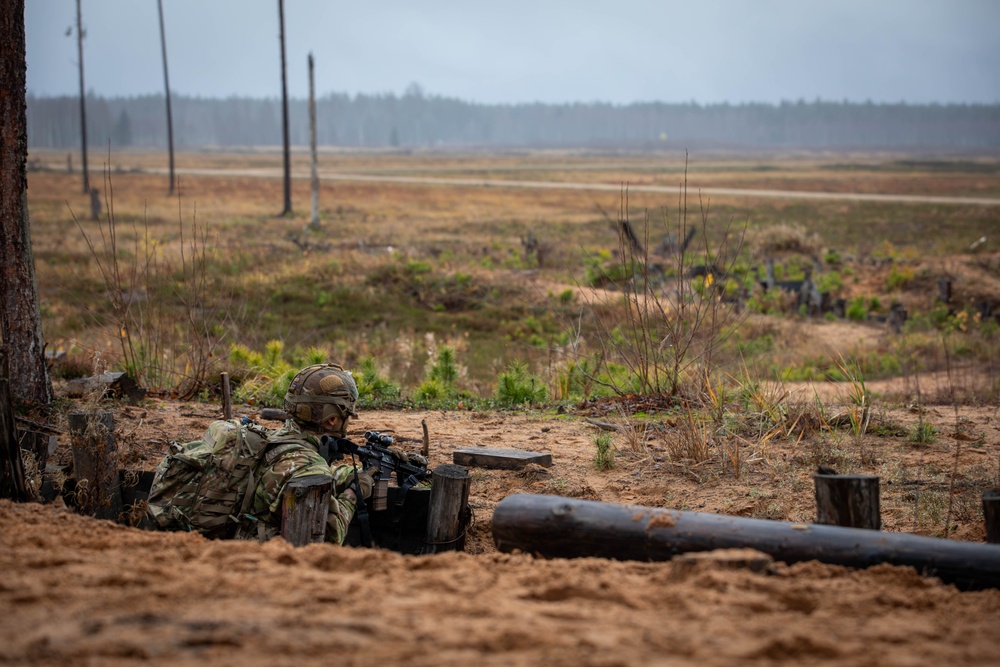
top-left (415, 345), bottom-right (461, 403)
top-left (494, 360), bottom-right (547, 407)
top-left (356, 355), bottom-right (401, 406)
top-left (910, 421), bottom-right (936, 444)
top-left (846, 296), bottom-right (869, 321)
top-left (593, 432), bottom-right (616, 471)
top-left (885, 264), bottom-right (914, 291)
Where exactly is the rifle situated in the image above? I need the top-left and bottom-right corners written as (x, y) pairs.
top-left (319, 431), bottom-right (431, 513)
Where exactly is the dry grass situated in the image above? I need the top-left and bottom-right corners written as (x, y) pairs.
top-left (27, 149), bottom-right (1000, 403)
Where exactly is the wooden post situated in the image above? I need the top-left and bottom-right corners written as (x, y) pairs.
top-left (814, 473), bottom-right (880, 530)
top-left (421, 418), bottom-right (429, 459)
top-left (937, 278), bottom-right (952, 304)
top-left (491, 494), bottom-right (1000, 591)
top-left (425, 463), bottom-right (470, 553)
top-left (280, 474), bottom-right (332, 546)
top-left (984, 489), bottom-right (1000, 544)
top-left (220, 372), bottom-right (232, 420)
top-left (68, 411), bottom-right (121, 520)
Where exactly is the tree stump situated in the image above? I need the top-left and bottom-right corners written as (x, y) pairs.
top-left (280, 474), bottom-right (332, 546)
top-left (68, 411), bottom-right (121, 520)
top-left (65, 372), bottom-right (145, 404)
top-left (425, 463), bottom-right (470, 552)
top-left (814, 473), bottom-right (880, 530)
top-left (984, 489), bottom-right (1000, 544)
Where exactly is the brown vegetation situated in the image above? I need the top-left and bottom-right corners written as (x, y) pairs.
top-left (8, 148), bottom-right (1000, 665)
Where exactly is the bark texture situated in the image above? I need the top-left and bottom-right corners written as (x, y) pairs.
top-left (1, 0), bottom-right (53, 408)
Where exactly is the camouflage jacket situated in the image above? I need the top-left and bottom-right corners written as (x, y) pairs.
top-left (240, 420), bottom-right (360, 545)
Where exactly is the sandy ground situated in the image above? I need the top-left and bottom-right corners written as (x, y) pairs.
top-left (3, 394), bottom-right (1000, 666)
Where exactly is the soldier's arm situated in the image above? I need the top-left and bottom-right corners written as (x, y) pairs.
top-left (325, 487), bottom-right (357, 545)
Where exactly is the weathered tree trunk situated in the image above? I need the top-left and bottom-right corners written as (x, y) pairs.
top-left (492, 494), bottom-right (1000, 591)
top-left (0, 0), bottom-right (53, 410)
top-left (76, 0), bottom-right (89, 194)
top-left (814, 473), bottom-right (881, 530)
top-left (278, 0), bottom-right (292, 217)
top-left (308, 52), bottom-right (319, 228)
top-left (426, 464), bottom-right (470, 552)
top-left (157, 0), bottom-right (175, 195)
top-left (0, 348), bottom-right (29, 500)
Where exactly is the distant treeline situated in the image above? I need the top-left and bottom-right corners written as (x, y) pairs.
top-left (26, 92), bottom-right (1000, 151)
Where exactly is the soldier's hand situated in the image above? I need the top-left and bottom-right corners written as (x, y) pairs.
top-left (352, 469), bottom-right (375, 500)
top-left (388, 446), bottom-right (427, 467)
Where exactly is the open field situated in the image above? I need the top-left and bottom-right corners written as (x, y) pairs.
top-left (7, 148), bottom-right (1000, 665)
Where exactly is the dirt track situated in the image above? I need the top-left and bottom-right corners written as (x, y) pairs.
top-left (41, 162), bottom-right (1000, 206)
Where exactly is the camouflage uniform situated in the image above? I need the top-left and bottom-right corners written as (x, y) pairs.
top-left (240, 419), bottom-right (363, 545)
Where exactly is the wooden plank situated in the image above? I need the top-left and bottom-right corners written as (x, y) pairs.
top-left (453, 447), bottom-right (552, 470)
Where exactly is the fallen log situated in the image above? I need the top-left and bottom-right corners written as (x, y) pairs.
top-left (64, 372), bottom-right (146, 404)
top-left (492, 494), bottom-right (1000, 591)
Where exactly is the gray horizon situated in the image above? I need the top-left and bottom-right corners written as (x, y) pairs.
top-left (25, 0), bottom-right (1000, 106)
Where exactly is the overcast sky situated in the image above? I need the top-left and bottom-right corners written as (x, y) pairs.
top-left (24, 0), bottom-right (1000, 106)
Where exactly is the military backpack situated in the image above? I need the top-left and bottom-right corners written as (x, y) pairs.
top-left (147, 418), bottom-right (295, 539)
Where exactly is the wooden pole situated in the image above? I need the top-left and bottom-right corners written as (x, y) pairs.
top-left (220, 372), bottom-right (232, 420)
top-left (76, 0), bottom-right (89, 194)
top-left (68, 411), bottom-right (121, 520)
top-left (425, 463), bottom-right (470, 553)
top-left (421, 418), bottom-right (429, 459)
top-left (307, 52), bottom-right (319, 229)
top-left (280, 474), bottom-right (332, 546)
top-left (491, 494), bottom-right (1000, 591)
top-left (984, 489), bottom-right (1000, 544)
top-left (814, 473), bottom-right (880, 530)
top-left (157, 0), bottom-right (176, 195)
top-left (277, 0), bottom-right (291, 217)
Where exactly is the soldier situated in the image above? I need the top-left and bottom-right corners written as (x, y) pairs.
top-left (237, 363), bottom-right (374, 544)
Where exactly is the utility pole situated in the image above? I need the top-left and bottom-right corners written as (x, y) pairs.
top-left (278, 0), bottom-right (292, 216)
top-left (157, 0), bottom-right (175, 195)
top-left (75, 0), bottom-right (89, 194)
top-left (308, 52), bottom-right (319, 229)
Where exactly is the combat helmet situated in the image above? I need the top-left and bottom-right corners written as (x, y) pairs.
top-left (284, 363), bottom-right (359, 428)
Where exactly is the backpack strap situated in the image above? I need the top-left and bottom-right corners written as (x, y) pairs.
top-left (230, 440), bottom-right (309, 533)
top-left (263, 441), bottom-right (310, 466)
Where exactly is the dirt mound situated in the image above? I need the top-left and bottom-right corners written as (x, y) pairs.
top-left (2, 499), bottom-right (998, 666)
